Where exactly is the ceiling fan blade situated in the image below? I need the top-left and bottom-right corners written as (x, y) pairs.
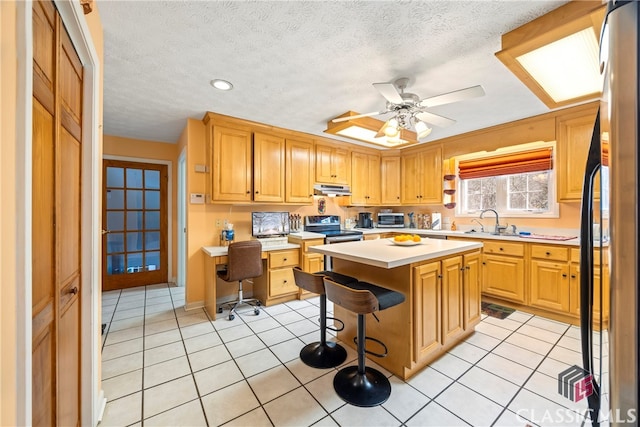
top-left (418, 85), bottom-right (485, 108)
top-left (373, 82), bottom-right (404, 104)
top-left (416, 111), bottom-right (456, 128)
top-left (331, 111), bottom-right (387, 123)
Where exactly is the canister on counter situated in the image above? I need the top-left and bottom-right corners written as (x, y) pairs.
top-left (431, 213), bottom-right (442, 230)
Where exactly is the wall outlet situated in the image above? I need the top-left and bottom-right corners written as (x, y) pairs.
top-left (223, 219), bottom-right (229, 227)
top-left (216, 219), bottom-right (221, 228)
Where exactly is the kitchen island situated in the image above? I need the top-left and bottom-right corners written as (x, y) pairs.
top-left (309, 237), bottom-right (483, 379)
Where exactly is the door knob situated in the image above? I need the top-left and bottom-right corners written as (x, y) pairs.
top-left (69, 286), bottom-right (79, 295)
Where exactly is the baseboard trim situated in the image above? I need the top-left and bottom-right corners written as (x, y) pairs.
top-left (183, 300), bottom-right (205, 311)
top-left (97, 391), bottom-right (107, 424)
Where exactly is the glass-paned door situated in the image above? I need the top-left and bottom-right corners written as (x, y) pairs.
top-left (102, 159), bottom-right (168, 290)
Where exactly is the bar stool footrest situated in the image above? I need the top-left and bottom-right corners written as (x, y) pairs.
top-left (353, 335), bottom-right (388, 358)
top-left (333, 365), bottom-right (391, 407)
top-left (300, 341), bottom-right (347, 369)
top-left (325, 316), bottom-right (345, 332)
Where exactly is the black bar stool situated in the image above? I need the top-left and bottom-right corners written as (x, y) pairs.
top-left (292, 267), bottom-right (357, 368)
top-left (323, 277), bottom-right (405, 407)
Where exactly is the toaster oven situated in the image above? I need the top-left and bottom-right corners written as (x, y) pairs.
top-left (377, 213), bottom-right (405, 228)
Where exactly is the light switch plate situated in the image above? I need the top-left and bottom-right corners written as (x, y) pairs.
top-left (190, 193), bottom-right (205, 204)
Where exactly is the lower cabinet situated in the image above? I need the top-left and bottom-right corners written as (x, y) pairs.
top-left (482, 241), bottom-right (526, 304)
top-left (253, 249), bottom-right (299, 305)
top-left (413, 251), bottom-right (480, 364)
top-left (288, 237), bottom-right (325, 299)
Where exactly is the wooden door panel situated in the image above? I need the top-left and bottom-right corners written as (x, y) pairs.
top-left (441, 256), bottom-right (464, 345)
top-left (253, 133), bottom-right (284, 202)
top-left (463, 252), bottom-right (482, 329)
top-left (213, 126), bottom-right (252, 201)
top-left (285, 139), bottom-right (313, 203)
top-left (32, 100), bottom-right (56, 314)
top-left (482, 254), bottom-right (525, 303)
top-left (530, 260), bottom-right (570, 312)
top-left (32, 325), bottom-right (55, 427)
top-left (413, 262), bottom-right (441, 362)
top-left (58, 298), bottom-right (80, 427)
top-left (58, 130), bottom-right (81, 285)
top-left (32, 0), bottom-right (55, 113)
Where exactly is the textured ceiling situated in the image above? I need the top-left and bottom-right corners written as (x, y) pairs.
top-left (97, 0), bottom-right (569, 148)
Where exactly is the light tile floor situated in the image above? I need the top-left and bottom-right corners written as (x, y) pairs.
top-left (100, 284), bottom-right (609, 427)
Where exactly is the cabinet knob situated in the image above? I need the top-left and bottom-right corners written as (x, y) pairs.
top-left (562, 273), bottom-right (568, 278)
top-left (255, 191), bottom-right (259, 194)
top-left (460, 267), bottom-right (466, 272)
top-left (246, 191), bottom-right (250, 194)
top-left (546, 251), bottom-right (551, 256)
top-left (466, 266), bottom-right (471, 270)
top-left (283, 258), bottom-right (287, 261)
top-left (482, 262), bottom-right (486, 265)
top-left (499, 247), bottom-right (504, 251)
top-left (571, 274), bottom-right (576, 279)
top-left (437, 274), bottom-right (442, 279)
top-left (283, 280), bottom-right (287, 283)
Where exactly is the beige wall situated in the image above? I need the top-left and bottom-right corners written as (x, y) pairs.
top-left (103, 134), bottom-right (179, 282)
top-left (1, 1), bottom-right (20, 425)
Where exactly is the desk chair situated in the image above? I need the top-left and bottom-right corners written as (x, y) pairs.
top-left (323, 277), bottom-right (405, 407)
top-left (217, 240), bottom-right (263, 321)
top-left (292, 267), bottom-right (358, 368)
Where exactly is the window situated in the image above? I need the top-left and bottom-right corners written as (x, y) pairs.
top-left (456, 142), bottom-right (558, 217)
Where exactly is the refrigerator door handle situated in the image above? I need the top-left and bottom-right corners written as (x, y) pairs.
top-left (579, 109), bottom-right (602, 426)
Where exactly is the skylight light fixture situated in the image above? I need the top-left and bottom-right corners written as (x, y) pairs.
top-left (496, 1), bottom-right (605, 109)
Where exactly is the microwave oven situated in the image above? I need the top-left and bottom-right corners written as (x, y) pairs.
top-left (377, 213), bottom-right (405, 228)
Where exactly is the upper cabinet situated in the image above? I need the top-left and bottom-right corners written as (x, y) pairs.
top-left (285, 138), bottom-right (314, 203)
top-left (350, 151), bottom-right (381, 206)
top-left (401, 145), bottom-right (442, 205)
top-left (556, 102), bottom-right (599, 201)
top-left (315, 143), bottom-right (350, 184)
top-left (380, 155), bottom-right (401, 205)
top-left (206, 119), bottom-right (253, 203)
top-left (254, 132), bottom-right (285, 203)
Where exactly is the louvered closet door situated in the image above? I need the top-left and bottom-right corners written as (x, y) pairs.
top-left (32, 1), bottom-right (83, 425)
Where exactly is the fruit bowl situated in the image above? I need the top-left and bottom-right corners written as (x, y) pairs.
top-left (389, 237), bottom-right (422, 246)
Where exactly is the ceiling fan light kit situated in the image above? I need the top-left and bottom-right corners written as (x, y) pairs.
top-left (324, 111), bottom-right (418, 148)
top-left (327, 77), bottom-right (484, 148)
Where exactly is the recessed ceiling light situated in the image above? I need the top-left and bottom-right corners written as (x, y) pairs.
top-left (210, 79), bottom-right (233, 91)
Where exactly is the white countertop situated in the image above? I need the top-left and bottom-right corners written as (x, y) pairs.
top-left (354, 227), bottom-right (581, 246)
top-left (308, 238), bottom-right (483, 269)
top-left (287, 231), bottom-right (326, 240)
top-left (201, 243), bottom-right (300, 257)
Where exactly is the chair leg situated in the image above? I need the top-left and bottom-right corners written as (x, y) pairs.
top-left (219, 279), bottom-right (261, 320)
top-left (333, 313), bottom-right (391, 407)
top-left (300, 294), bottom-right (347, 368)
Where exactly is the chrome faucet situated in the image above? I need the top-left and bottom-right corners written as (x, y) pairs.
top-left (480, 209), bottom-right (502, 234)
top-left (471, 219), bottom-right (485, 233)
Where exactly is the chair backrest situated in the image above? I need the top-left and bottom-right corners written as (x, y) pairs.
top-left (223, 240), bottom-right (263, 282)
top-left (323, 277), bottom-right (379, 315)
top-left (292, 266), bottom-right (325, 295)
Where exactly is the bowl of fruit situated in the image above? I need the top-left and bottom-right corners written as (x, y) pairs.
top-left (390, 234), bottom-right (423, 246)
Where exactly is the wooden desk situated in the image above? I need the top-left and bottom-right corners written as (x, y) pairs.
top-left (201, 243), bottom-right (300, 320)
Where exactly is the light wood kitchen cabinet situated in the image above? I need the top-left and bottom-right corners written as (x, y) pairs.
top-left (285, 138), bottom-right (314, 203)
top-left (315, 143), bottom-right (350, 184)
top-left (556, 103), bottom-right (599, 201)
top-left (380, 155), bottom-right (401, 205)
top-left (529, 244), bottom-right (570, 312)
top-left (253, 132), bottom-right (285, 203)
top-left (482, 241), bottom-right (526, 304)
top-left (210, 125), bottom-right (253, 202)
top-left (568, 248), bottom-right (609, 324)
top-left (413, 261), bottom-right (441, 362)
top-left (441, 256), bottom-right (464, 346)
top-left (253, 249), bottom-right (300, 306)
top-left (288, 237), bottom-right (325, 299)
top-left (462, 251), bottom-right (482, 330)
top-left (401, 145), bottom-right (442, 205)
top-left (350, 151), bottom-right (381, 205)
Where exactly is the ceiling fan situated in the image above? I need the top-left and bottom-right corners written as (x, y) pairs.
top-left (332, 77), bottom-right (485, 140)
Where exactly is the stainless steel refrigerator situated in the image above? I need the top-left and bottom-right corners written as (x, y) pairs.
top-left (580, 1), bottom-right (639, 425)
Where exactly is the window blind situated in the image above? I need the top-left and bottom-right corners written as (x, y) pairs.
top-left (458, 147), bottom-right (553, 180)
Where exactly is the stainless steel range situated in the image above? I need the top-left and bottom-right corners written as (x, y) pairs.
top-left (304, 215), bottom-right (363, 270)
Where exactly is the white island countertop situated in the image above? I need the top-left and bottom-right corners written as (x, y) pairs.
top-left (309, 237), bottom-right (482, 269)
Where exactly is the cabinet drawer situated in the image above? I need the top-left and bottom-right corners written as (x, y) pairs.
top-left (269, 268), bottom-right (297, 297)
top-left (269, 250), bottom-right (299, 268)
top-left (482, 241), bottom-right (524, 257)
top-left (531, 245), bottom-right (569, 261)
top-left (570, 247), bottom-right (606, 265)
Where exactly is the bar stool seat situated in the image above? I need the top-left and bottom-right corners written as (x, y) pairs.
top-left (323, 278), bottom-right (405, 407)
top-left (292, 267), bottom-right (358, 368)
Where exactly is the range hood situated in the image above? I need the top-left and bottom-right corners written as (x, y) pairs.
top-left (313, 183), bottom-right (352, 196)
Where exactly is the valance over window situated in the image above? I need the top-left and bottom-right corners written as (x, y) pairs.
top-left (458, 147), bottom-right (553, 180)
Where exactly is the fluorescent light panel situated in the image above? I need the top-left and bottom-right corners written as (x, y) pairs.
top-left (516, 28), bottom-right (601, 103)
top-left (336, 126), bottom-right (410, 147)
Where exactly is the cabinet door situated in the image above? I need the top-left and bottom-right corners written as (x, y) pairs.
top-left (557, 107), bottom-right (599, 201)
top-left (285, 138), bottom-right (314, 203)
top-left (463, 251), bottom-right (482, 329)
top-left (254, 132), bottom-right (285, 202)
top-left (413, 262), bottom-right (441, 362)
top-left (315, 144), bottom-right (334, 183)
top-left (530, 260), bottom-right (570, 312)
top-left (569, 262), bottom-right (610, 323)
top-left (332, 148), bottom-right (350, 184)
top-left (350, 152), bottom-right (369, 205)
top-left (420, 146), bottom-right (443, 204)
top-left (401, 152), bottom-right (421, 204)
top-left (213, 126), bottom-right (252, 202)
top-left (482, 254), bottom-right (525, 303)
top-left (569, 264), bottom-right (580, 316)
top-left (367, 154), bottom-right (381, 204)
top-left (381, 156), bottom-right (401, 205)
top-left (303, 253), bottom-right (324, 273)
top-left (441, 256), bottom-right (464, 346)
